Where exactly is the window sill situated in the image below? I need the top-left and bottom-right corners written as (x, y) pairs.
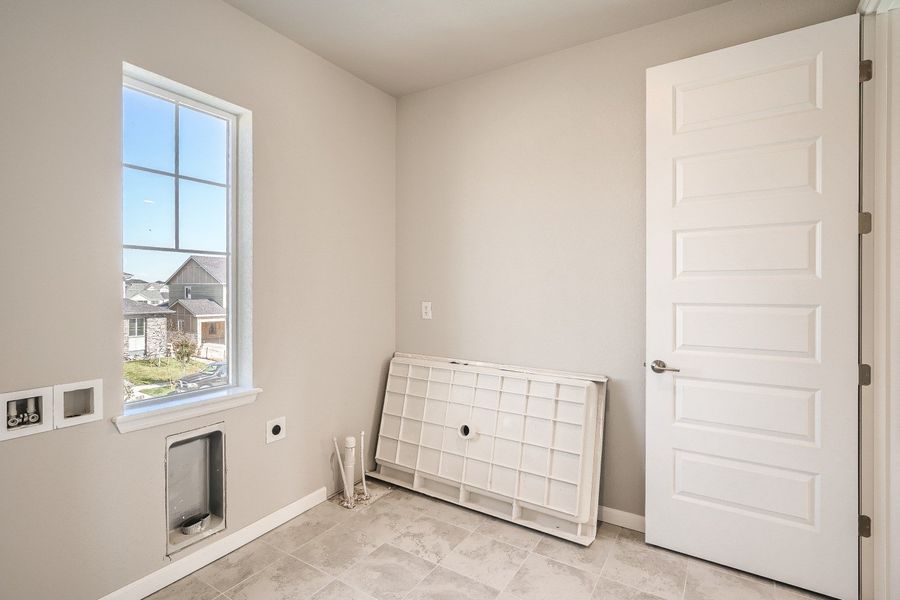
top-left (113, 387), bottom-right (261, 433)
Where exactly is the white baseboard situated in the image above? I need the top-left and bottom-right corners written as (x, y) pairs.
top-left (100, 486), bottom-right (327, 600)
top-left (599, 505), bottom-right (645, 533)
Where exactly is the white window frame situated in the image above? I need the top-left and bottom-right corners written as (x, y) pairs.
top-left (128, 318), bottom-right (145, 337)
top-left (115, 63), bottom-right (258, 433)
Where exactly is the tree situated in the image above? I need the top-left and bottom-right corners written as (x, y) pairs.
top-left (170, 332), bottom-right (197, 363)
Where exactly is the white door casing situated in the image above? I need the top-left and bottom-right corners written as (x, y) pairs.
top-left (645, 15), bottom-right (859, 600)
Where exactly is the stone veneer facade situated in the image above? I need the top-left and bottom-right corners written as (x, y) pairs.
top-left (122, 316), bottom-right (169, 358)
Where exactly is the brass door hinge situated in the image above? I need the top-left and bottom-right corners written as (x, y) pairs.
top-left (860, 60), bottom-right (873, 83)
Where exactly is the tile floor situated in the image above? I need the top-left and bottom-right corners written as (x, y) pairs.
top-left (147, 481), bottom-right (831, 600)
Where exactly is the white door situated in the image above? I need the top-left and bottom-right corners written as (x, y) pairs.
top-left (645, 15), bottom-right (859, 599)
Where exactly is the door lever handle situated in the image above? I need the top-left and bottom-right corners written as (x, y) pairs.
top-left (650, 360), bottom-right (680, 374)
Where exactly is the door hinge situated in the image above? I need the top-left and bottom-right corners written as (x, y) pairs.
top-left (859, 364), bottom-right (872, 386)
top-left (860, 59), bottom-right (873, 83)
top-left (859, 212), bottom-right (872, 235)
top-left (859, 515), bottom-right (872, 538)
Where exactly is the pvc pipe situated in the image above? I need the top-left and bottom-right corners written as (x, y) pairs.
top-left (360, 430), bottom-right (369, 498)
top-left (343, 436), bottom-right (356, 502)
top-left (332, 437), bottom-right (351, 503)
top-left (25, 397), bottom-right (36, 414)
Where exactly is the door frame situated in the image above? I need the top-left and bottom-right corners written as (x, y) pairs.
top-left (858, 2), bottom-right (900, 599)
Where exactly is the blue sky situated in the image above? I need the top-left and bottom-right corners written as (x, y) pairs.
top-left (122, 87), bottom-right (227, 282)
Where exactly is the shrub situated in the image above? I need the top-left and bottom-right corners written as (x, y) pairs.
top-left (170, 332), bottom-right (197, 363)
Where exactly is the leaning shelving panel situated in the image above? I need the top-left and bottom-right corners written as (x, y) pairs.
top-left (372, 352), bottom-right (607, 546)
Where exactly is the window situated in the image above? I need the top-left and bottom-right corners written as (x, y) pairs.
top-left (128, 318), bottom-right (145, 337)
top-left (122, 73), bottom-right (236, 406)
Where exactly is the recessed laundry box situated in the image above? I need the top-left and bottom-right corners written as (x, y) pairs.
top-left (373, 354), bottom-right (607, 545)
top-left (165, 423), bottom-right (226, 555)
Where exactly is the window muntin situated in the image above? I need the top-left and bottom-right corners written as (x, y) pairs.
top-left (128, 318), bottom-right (145, 337)
top-left (122, 77), bottom-right (236, 406)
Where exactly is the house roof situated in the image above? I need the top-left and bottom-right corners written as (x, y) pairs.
top-left (171, 298), bottom-right (225, 317)
top-left (167, 255), bottom-right (227, 285)
top-left (123, 298), bottom-right (174, 317)
top-left (192, 256), bottom-right (226, 283)
top-left (125, 282), bottom-right (167, 304)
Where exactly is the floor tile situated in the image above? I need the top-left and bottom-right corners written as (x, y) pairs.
top-left (196, 539), bottom-right (284, 592)
top-left (681, 554), bottom-right (772, 587)
top-left (600, 539), bottom-right (687, 600)
top-left (504, 553), bottom-right (598, 600)
top-left (614, 528), bottom-right (645, 545)
top-left (593, 577), bottom-right (667, 600)
top-left (439, 532), bottom-right (528, 590)
top-left (532, 533), bottom-right (614, 576)
top-left (260, 501), bottom-right (350, 552)
top-left (475, 517), bottom-right (543, 551)
top-left (224, 555), bottom-right (332, 599)
top-left (684, 562), bottom-right (775, 600)
top-left (376, 488), bottom-right (437, 513)
top-left (310, 579), bottom-right (376, 600)
top-left (292, 502), bottom-right (410, 575)
top-left (340, 543), bottom-right (435, 600)
top-left (144, 573), bottom-right (219, 600)
top-left (406, 566), bottom-right (500, 600)
top-left (773, 582), bottom-right (833, 599)
top-left (309, 579), bottom-right (375, 600)
top-left (597, 522), bottom-right (626, 539)
top-left (391, 515), bottom-right (470, 563)
top-left (419, 497), bottom-right (491, 531)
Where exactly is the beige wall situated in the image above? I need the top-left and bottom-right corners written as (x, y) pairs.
top-left (0, 1), bottom-right (395, 599)
top-left (395, 0), bottom-right (858, 517)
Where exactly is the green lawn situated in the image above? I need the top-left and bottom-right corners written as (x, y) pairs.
top-left (142, 385), bottom-right (176, 397)
top-left (123, 358), bottom-right (205, 386)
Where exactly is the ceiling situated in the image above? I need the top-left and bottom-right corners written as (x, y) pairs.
top-left (224, 0), bottom-right (731, 96)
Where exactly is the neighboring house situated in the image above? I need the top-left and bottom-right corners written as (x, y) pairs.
top-left (123, 298), bottom-right (173, 358)
top-left (166, 255), bottom-right (226, 357)
top-left (124, 279), bottom-right (169, 306)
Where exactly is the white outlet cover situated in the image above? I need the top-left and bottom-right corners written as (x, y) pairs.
top-left (421, 301), bottom-right (432, 319)
top-left (266, 416), bottom-right (286, 444)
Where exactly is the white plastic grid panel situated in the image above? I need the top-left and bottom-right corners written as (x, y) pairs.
top-left (375, 356), bottom-right (603, 524)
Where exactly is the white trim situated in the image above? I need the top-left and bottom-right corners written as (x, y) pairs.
top-left (113, 387), bottom-right (261, 433)
top-left (859, 0), bottom-right (900, 14)
top-left (99, 486), bottom-right (327, 600)
top-left (599, 505), bottom-right (646, 533)
top-left (122, 62), bottom-right (254, 413)
top-left (861, 7), bottom-right (899, 599)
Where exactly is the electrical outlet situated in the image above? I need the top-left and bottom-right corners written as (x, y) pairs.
top-left (421, 301), bottom-right (432, 320)
top-left (266, 416), bottom-right (286, 444)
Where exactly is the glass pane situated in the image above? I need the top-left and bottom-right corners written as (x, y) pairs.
top-left (123, 167), bottom-right (175, 248)
top-left (179, 106), bottom-right (227, 184)
top-left (178, 180), bottom-right (226, 252)
top-left (122, 248), bottom-right (229, 404)
top-left (123, 87), bottom-right (175, 172)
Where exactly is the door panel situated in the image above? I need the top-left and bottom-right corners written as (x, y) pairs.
top-left (645, 15), bottom-right (859, 599)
